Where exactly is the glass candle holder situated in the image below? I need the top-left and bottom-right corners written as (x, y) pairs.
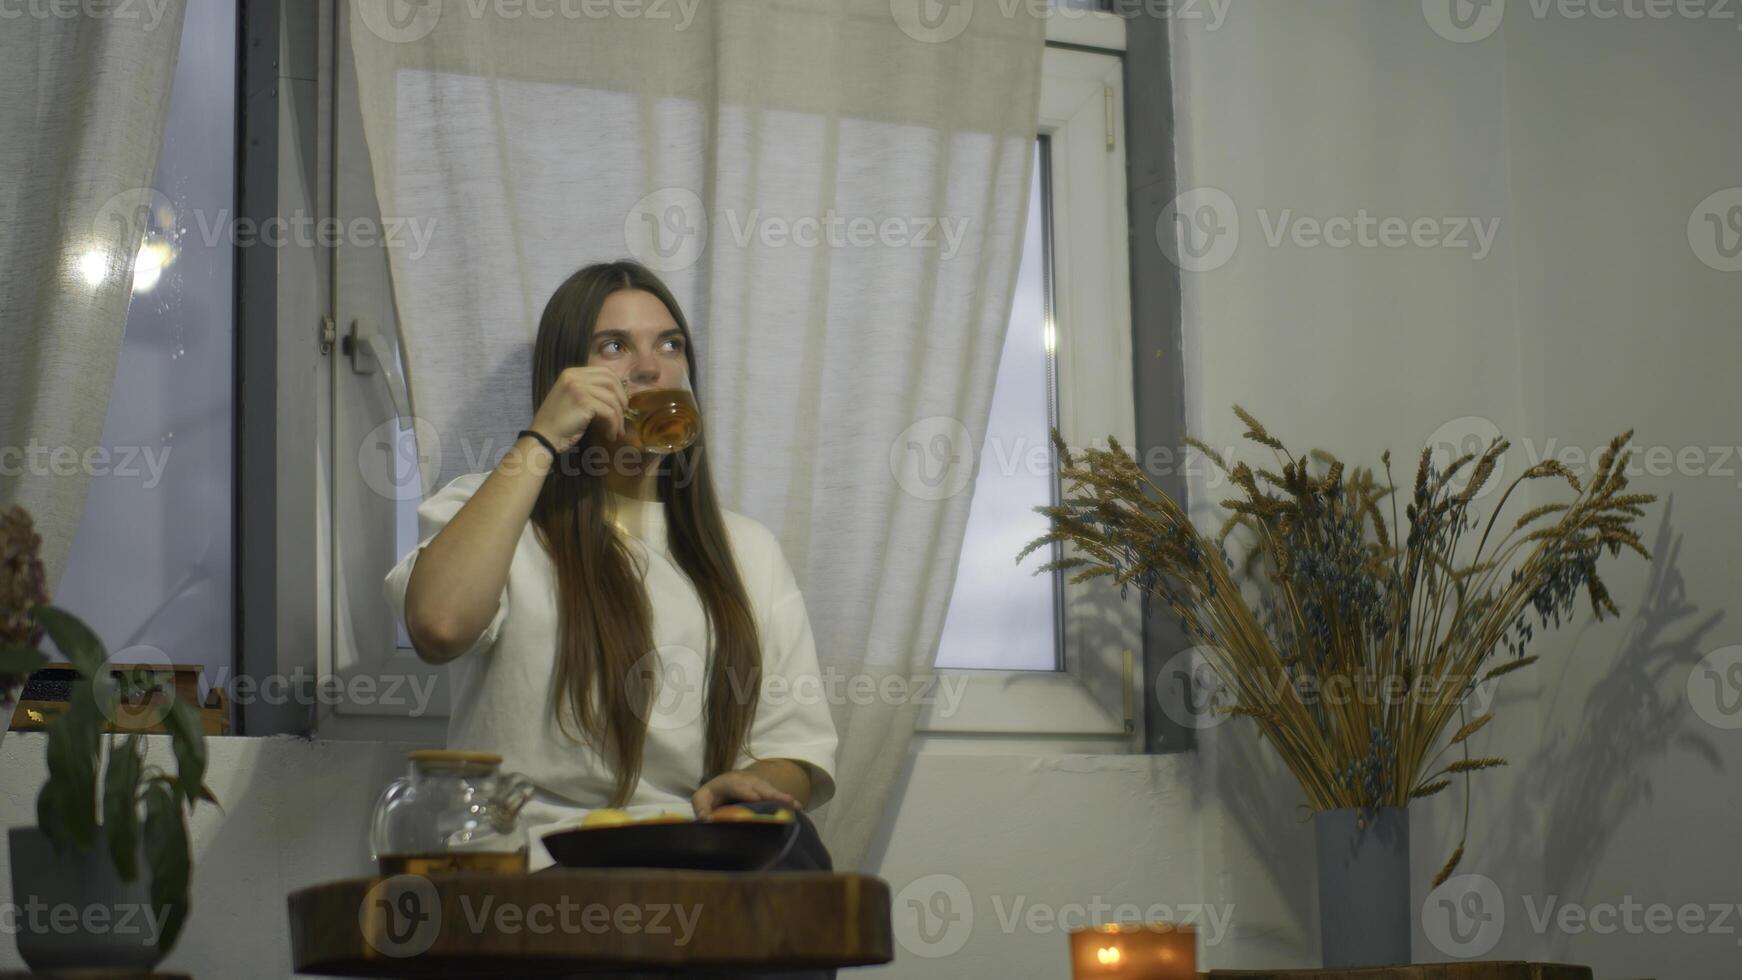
top-left (1069, 922), bottom-right (1196, 980)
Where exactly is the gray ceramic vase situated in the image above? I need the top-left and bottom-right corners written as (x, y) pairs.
top-left (1313, 805), bottom-right (1411, 968)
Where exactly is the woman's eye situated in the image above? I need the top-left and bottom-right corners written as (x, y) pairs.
top-left (597, 338), bottom-right (680, 355)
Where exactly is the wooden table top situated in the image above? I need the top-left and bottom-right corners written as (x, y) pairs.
top-left (1203, 964), bottom-right (1594, 979)
top-left (288, 868), bottom-right (892, 977)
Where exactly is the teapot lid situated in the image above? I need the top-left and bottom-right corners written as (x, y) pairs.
top-left (408, 749), bottom-right (502, 767)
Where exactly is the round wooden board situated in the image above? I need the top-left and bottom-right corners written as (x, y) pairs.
top-left (288, 868), bottom-right (892, 977)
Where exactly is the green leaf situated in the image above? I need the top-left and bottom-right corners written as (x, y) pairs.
top-left (104, 735), bottom-right (145, 882)
top-left (141, 779), bottom-right (191, 953)
top-left (28, 605), bottom-right (108, 678)
top-left (35, 785), bottom-right (63, 852)
top-left (162, 699), bottom-right (207, 807)
top-left (0, 645), bottom-right (48, 678)
top-left (39, 677), bottom-right (105, 849)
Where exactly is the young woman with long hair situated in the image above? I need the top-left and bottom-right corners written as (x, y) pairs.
top-left (384, 261), bottom-right (838, 885)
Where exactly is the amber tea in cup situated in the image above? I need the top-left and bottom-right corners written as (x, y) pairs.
top-left (623, 387), bottom-right (700, 454)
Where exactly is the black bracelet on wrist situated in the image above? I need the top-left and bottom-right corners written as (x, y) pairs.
top-left (517, 429), bottom-right (560, 460)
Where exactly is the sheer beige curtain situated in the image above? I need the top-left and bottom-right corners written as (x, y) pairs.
top-left (346, 0), bottom-right (1045, 868)
top-left (0, 2), bottom-right (187, 744)
top-left (0, 1), bottom-right (188, 593)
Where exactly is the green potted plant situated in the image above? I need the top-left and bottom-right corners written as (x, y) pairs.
top-left (0, 504), bottom-right (220, 972)
top-left (1020, 408), bottom-right (1654, 968)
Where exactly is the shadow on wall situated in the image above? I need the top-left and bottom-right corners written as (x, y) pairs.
top-left (1491, 496), bottom-right (1725, 912)
top-left (1188, 700), bottom-right (1318, 967)
top-left (1174, 498), bottom-right (1724, 969)
top-left (1065, 587), bottom-right (1143, 731)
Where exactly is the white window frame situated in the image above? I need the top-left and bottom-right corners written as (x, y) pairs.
top-left (916, 25), bottom-right (1139, 749)
top-left (314, 0), bottom-right (452, 743)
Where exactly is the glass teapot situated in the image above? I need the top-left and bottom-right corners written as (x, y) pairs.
top-left (370, 749), bottom-right (536, 875)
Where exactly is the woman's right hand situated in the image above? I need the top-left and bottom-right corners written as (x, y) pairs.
top-left (529, 366), bottom-right (628, 452)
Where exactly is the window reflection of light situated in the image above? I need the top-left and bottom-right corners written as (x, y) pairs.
top-left (132, 240), bottom-right (171, 293)
top-left (78, 249), bottom-right (109, 287)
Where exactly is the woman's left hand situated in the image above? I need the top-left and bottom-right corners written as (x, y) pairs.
top-left (691, 769), bottom-right (801, 818)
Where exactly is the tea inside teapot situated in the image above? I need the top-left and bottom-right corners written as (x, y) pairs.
top-left (370, 749), bottom-right (536, 875)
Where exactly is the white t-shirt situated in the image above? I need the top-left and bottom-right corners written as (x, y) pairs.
top-left (382, 472), bottom-right (839, 870)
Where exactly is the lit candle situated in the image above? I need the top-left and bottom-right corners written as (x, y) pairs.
top-left (1069, 922), bottom-right (1196, 980)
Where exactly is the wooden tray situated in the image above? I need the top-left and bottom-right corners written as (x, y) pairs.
top-left (289, 869), bottom-right (892, 977)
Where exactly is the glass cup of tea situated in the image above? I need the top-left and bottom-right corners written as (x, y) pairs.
top-left (622, 385), bottom-right (701, 454)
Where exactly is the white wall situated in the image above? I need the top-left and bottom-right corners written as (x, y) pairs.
top-left (862, 747), bottom-right (1217, 977)
top-left (0, 735), bottom-right (399, 978)
top-left (1169, 2), bottom-right (1742, 977)
top-left (1499, 7), bottom-right (1742, 976)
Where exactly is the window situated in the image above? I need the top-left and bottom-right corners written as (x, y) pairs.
top-left (932, 139), bottom-right (1063, 673)
top-left (56, 0), bottom-right (237, 727)
top-left (916, 41), bottom-right (1139, 743)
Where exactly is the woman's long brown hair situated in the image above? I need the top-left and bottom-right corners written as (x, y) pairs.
top-left (529, 260), bottom-right (762, 807)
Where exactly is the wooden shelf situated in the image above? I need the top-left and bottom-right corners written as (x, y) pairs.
top-left (6, 663), bottom-right (229, 736)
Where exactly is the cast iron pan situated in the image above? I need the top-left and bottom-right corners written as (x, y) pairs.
top-left (541, 818), bottom-right (801, 872)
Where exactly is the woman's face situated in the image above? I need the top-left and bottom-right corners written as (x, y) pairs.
top-left (585, 288), bottom-right (690, 449)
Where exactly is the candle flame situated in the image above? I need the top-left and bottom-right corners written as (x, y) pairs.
top-left (1096, 945), bottom-right (1121, 965)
